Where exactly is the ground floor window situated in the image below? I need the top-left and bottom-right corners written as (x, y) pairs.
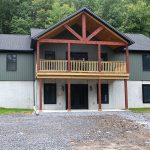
top-left (142, 84), bottom-right (150, 103)
top-left (97, 84), bottom-right (109, 104)
top-left (44, 83), bottom-right (56, 104)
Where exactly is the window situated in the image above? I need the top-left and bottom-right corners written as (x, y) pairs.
top-left (66, 52), bottom-right (88, 60)
top-left (97, 84), bottom-right (109, 104)
top-left (143, 54), bottom-right (150, 71)
top-left (101, 53), bottom-right (108, 61)
top-left (45, 51), bottom-right (55, 60)
top-left (142, 84), bottom-right (150, 103)
top-left (7, 54), bottom-right (17, 71)
top-left (44, 83), bottom-right (56, 104)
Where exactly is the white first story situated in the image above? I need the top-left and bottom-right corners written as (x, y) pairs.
top-left (0, 80), bottom-right (150, 110)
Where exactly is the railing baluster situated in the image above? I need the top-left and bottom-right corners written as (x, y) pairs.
top-left (39, 60), bottom-right (127, 74)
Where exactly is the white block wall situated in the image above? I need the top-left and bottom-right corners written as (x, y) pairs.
top-left (0, 81), bottom-right (34, 108)
top-left (128, 81), bottom-right (150, 108)
top-left (36, 80), bottom-right (150, 110)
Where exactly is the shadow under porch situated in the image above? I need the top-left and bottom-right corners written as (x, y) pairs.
top-left (35, 79), bottom-right (128, 111)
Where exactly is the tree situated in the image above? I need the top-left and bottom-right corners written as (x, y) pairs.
top-left (0, 0), bottom-right (19, 34)
top-left (120, 0), bottom-right (150, 36)
top-left (47, 0), bottom-right (75, 27)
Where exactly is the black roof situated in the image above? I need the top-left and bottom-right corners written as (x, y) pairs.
top-left (125, 33), bottom-right (150, 51)
top-left (32, 7), bottom-right (134, 45)
top-left (0, 34), bottom-right (33, 51)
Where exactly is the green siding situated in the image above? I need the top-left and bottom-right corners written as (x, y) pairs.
top-left (0, 53), bottom-right (34, 81)
top-left (129, 53), bottom-right (150, 81)
top-left (109, 51), bottom-right (150, 81)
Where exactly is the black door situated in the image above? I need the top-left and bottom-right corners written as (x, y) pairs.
top-left (44, 83), bottom-right (56, 104)
top-left (66, 84), bottom-right (88, 109)
top-left (97, 84), bottom-right (109, 104)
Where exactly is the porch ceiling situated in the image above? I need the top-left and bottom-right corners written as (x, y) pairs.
top-left (39, 13), bottom-right (126, 49)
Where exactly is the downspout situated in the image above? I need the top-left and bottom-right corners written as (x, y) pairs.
top-left (33, 51), bottom-right (35, 107)
top-left (33, 50), bottom-right (39, 115)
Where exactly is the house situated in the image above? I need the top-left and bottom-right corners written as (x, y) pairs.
top-left (0, 7), bottom-right (150, 111)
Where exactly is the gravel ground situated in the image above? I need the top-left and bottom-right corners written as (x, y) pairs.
top-left (0, 111), bottom-right (150, 150)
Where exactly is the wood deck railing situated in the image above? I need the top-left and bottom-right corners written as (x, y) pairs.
top-left (39, 60), bottom-right (127, 73)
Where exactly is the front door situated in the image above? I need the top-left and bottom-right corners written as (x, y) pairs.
top-left (66, 84), bottom-right (88, 109)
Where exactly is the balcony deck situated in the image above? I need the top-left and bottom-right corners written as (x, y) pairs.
top-left (36, 60), bottom-right (129, 79)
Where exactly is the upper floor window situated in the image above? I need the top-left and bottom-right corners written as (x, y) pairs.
top-left (7, 54), bottom-right (17, 71)
top-left (143, 54), bottom-right (150, 71)
top-left (101, 53), bottom-right (108, 61)
top-left (45, 51), bottom-right (55, 60)
top-left (142, 84), bottom-right (150, 103)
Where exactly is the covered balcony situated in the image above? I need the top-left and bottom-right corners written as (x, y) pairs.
top-left (36, 59), bottom-right (128, 79)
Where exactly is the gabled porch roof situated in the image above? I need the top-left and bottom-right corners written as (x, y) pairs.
top-left (32, 7), bottom-right (134, 46)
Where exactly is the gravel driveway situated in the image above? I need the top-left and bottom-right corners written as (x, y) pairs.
top-left (0, 111), bottom-right (150, 150)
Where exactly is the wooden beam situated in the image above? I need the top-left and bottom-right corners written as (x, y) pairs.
top-left (68, 80), bottom-right (71, 111)
top-left (84, 12), bottom-right (128, 44)
top-left (37, 41), bottom-right (40, 71)
top-left (38, 13), bottom-right (82, 40)
top-left (124, 79), bottom-right (128, 110)
top-left (40, 39), bottom-right (126, 46)
top-left (39, 79), bottom-right (43, 111)
top-left (82, 13), bottom-right (86, 39)
top-left (37, 72), bottom-right (129, 77)
top-left (98, 44), bottom-right (101, 71)
top-left (126, 45), bottom-right (129, 73)
top-left (98, 79), bottom-right (102, 111)
top-left (37, 75), bottom-right (129, 80)
top-left (87, 27), bottom-right (104, 40)
top-left (68, 43), bottom-right (71, 71)
top-left (64, 24), bottom-right (82, 40)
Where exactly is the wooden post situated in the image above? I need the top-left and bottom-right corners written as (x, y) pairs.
top-left (37, 41), bottom-right (40, 71)
top-left (39, 79), bottom-right (43, 111)
top-left (98, 44), bottom-right (101, 71)
top-left (82, 13), bottom-right (86, 39)
top-left (98, 79), bottom-right (102, 111)
top-left (68, 43), bottom-right (71, 71)
top-left (67, 80), bottom-right (71, 111)
top-left (124, 79), bottom-right (128, 110)
top-left (126, 45), bottom-right (129, 73)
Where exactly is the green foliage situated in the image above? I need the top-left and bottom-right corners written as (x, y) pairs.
top-left (121, 0), bottom-right (150, 36)
top-left (0, 0), bottom-right (150, 36)
top-left (47, 0), bottom-right (75, 27)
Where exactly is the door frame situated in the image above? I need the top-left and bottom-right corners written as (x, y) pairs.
top-left (65, 84), bottom-right (88, 109)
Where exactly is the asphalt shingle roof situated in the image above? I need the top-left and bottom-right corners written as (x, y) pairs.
top-left (0, 31), bottom-right (150, 52)
top-left (125, 33), bottom-right (150, 51)
top-left (0, 34), bottom-right (33, 51)
top-left (31, 28), bottom-right (45, 38)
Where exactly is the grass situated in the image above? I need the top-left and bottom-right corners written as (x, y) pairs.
top-left (0, 107), bottom-right (33, 114)
top-left (129, 108), bottom-right (150, 113)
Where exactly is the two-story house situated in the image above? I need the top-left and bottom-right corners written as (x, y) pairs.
top-left (0, 8), bottom-right (150, 111)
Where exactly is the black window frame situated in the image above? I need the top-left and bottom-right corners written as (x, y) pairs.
top-left (45, 51), bottom-right (55, 60)
top-left (97, 84), bottom-right (109, 104)
top-left (142, 84), bottom-right (150, 103)
top-left (44, 83), bottom-right (57, 104)
top-left (6, 54), bottom-right (17, 71)
top-left (101, 53), bottom-right (108, 61)
top-left (142, 54), bottom-right (150, 71)
top-left (66, 52), bottom-right (88, 60)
